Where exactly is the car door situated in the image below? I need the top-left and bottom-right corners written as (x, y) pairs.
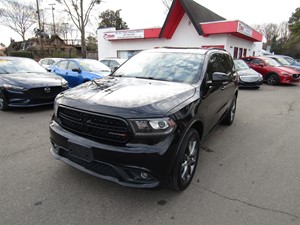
top-left (66, 61), bottom-right (84, 87)
top-left (200, 53), bottom-right (231, 133)
top-left (249, 58), bottom-right (270, 78)
top-left (52, 60), bottom-right (69, 78)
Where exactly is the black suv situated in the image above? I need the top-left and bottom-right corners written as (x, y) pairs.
top-left (50, 48), bottom-right (238, 191)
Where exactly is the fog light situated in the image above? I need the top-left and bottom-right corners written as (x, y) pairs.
top-left (140, 172), bottom-right (149, 179)
top-left (51, 142), bottom-right (59, 153)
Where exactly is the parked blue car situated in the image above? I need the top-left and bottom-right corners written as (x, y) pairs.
top-left (51, 58), bottom-right (111, 87)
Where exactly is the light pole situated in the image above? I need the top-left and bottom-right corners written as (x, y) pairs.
top-left (62, 23), bottom-right (69, 42)
top-left (36, 0), bottom-right (44, 57)
top-left (49, 3), bottom-right (56, 34)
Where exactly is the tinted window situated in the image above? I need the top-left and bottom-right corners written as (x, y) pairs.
top-left (252, 59), bottom-right (263, 65)
top-left (113, 52), bottom-right (204, 84)
top-left (206, 53), bottom-right (232, 80)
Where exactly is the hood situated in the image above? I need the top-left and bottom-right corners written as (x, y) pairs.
top-left (276, 66), bottom-right (300, 74)
top-left (0, 72), bottom-right (64, 88)
top-left (237, 68), bottom-right (260, 77)
top-left (284, 65), bottom-right (300, 72)
top-left (57, 77), bottom-right (196, 118)
top-left (87, 71), bottom-right (111, 78)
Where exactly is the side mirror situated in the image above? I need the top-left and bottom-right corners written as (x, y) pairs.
top-left (259, 63), bottom-right (264, 67)
top-left (212, 72), bottom-right (229, 82)
top-left (72, 68), bottom-right (81, 73)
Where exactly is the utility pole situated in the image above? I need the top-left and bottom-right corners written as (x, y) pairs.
top-left (36, 0), bottom-right (44, 58)
top-left (62, 23), bottom-right (69, 42)
top-left (49, 3), bottom-right (56, 34)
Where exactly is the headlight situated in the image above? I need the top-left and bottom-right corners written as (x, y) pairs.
top-left (130, 117), bottom-right (176, 136)
top-left (53, 99), bottom-right (59, 118)
top-left (3, 84), bottom-right (27, 91)
top-left (282, 72), bottom-right (292, 76)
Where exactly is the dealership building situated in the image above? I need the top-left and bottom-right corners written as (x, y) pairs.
top-left (97, 0), bottom-right (263, 59)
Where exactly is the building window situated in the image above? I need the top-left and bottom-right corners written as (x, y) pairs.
top-left (233, 47), bottom-right (238, 59)
top-left (239, 48), bottom-right (243, 59)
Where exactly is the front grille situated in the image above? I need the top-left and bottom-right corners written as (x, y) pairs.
top-left (28, 86), bottom-right (64, 99)
top-left (58, 106), bottom-right (131, 143)
top-left (292, 74), bottom-right (300, 80)
top-left (60, 149), bottom-right (121, 179)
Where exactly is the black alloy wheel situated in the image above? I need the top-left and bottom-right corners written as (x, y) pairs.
top-left (168, 128), bottom-right (200, 191)
top-left (222, 96), bottom-right (237, 125)
top-left (0, 96), bottom-right (8, 111)
top-left (267, 74), bottom-right (279, 85)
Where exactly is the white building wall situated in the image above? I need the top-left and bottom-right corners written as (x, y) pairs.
top-left (97, 13), bottom-right (262, 59)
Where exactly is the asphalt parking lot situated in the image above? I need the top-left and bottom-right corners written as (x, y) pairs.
top-left (0, 84), bottom-right (299, 225)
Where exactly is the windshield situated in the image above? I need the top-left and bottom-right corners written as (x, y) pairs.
top-left (273, 57), bottom-right (289, 66)
top-left (264, 58), bottom-right (281, 67)
top-left (234, 60), bottom-right (249, 70)
top-left (78, 59), bottom-right (111, 73)
top-left (0, 58), bottom-right (46, 74)
top-left (113, 52), bottom-right (204, 84)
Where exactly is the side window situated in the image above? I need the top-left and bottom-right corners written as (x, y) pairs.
top-left (207, 53), bottom-right (232, 80)
top-left (48, 59), bottom-right (55, 65)
top-left (57, 60), bottom-right (68, 69)
top-left (206, 54), bottom-right (220, 81)
top-left (68, 61), bottom-right (79, 71)
top-left (110, 60), bottom-right (120, 68)
top-left (252, 59), bottom-right (262, 65)
top-left (41, 59), bottom-right (48, 65)
top-left (100, 60), bottom-right (109, 66)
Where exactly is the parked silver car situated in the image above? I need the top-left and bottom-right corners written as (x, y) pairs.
top-left (234, 59), bottom-right (263, 88)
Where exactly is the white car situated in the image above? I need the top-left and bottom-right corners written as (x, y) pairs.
top-left (100, 58), bottom-right (126, 70)
top-left (39, 58), bottom-right (64, 72)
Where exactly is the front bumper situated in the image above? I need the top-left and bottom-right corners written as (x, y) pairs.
top-left (49, 120), bottom-right (179, 188)
top-left (4, 86), bottom-right (67, 107)
top-left (238, 79), bottom-right (263, 87)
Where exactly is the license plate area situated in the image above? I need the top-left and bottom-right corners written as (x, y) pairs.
top-left (68, 141), bottom-right (93, 162)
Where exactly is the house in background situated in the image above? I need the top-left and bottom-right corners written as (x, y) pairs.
top-left (97, 0), bottom-right (263, 59)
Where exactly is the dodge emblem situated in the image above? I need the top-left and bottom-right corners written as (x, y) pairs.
top-left (44, 87), bottom-right (51, 93)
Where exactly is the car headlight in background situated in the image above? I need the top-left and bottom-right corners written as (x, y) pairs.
top-left (130, 117), bottom-right (176, 136)
top-left (2, 84), bottom-right (27, 92)
top-left (282, 72), bottom-right (292, 76)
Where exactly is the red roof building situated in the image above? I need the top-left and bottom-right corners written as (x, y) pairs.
top-left (97, 0), bottom-right (263, 59)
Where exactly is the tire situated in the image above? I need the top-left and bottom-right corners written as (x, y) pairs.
top-left (168, 128), bottom-right (200, 191)
top-left (0, 95), bottom-right (9, 111)
top-left (222, 96), bottom-right (237, 125)
top-left (267, 74), bottom-right (279, 85)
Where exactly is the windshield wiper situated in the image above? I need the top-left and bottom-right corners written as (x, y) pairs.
top-left (111, 74), bottom-right (124, 77)
top-left (135, 76), bottom-right (167, 81)
top-left (91, 79), bottom-right (101, 86)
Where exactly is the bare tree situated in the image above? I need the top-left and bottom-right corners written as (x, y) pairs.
top-left (253, 23), bottom-right (279, 48)
top-left (0, 0), bottom-right (36, 41)
top-left (278, 21), bottom-right (290, 42)
top-left (56, 0), bottom-right (101, 58)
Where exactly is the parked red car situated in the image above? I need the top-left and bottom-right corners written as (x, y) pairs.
top-left (241, 56), bottom-right (300, 85)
